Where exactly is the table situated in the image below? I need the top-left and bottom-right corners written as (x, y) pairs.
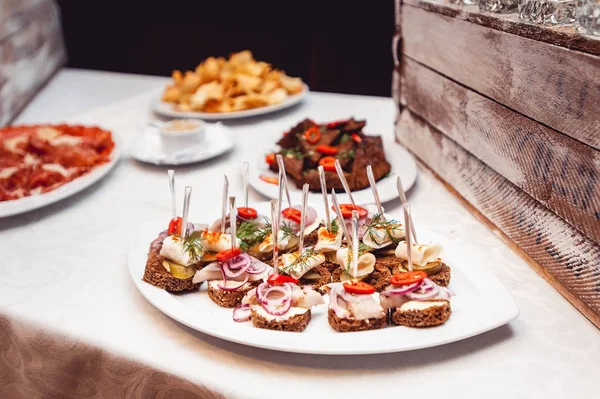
top-left (1, 68), bottom-right (598, 399)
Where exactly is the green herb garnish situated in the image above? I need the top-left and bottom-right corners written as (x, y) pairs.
top-left (281, 148), bottom-right (304, 160)
top-left (183, 231), bottom-right (207, 261)
top-left (345, 242), bottom-right (371, 271)
top-left (282, 247), bottom-right (317, 276)
top-left (330, 218), bottom-right (340, 235)
top-left (237, 220), bottom-right (272, 251)
top-left (338, 149), bottom-right (355, 161)
top-left (340, 134), bottom-right (352, 144)
top-left (365, 213), bottom-right (403, 246)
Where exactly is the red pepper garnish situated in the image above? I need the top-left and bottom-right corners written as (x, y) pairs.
top-left (319, 156), bottom-right (337, 172)
top-left (304, 127), bottom-right (321, 144)
top-left (216, 248), bottom-right (241, 263)
top-left (238, 207), bottom-right (258, 219)
top-left (332, 204), bottom-right (368, 219)
top-left (259, 175), bottom-right (279, 185)
top-left (326, 119), bottom-right (348, 129)
top-left (168, 217), bottom-right (183, 236)
top-left (268, 274), bottom-right (299, 286)
top-left (352, 133), bottom-right (362, 143)
top-left (316, 145), bottom-right (338, 155)
top-left (390, 271), bottom-right (427, 286)
top-left (265, 153), bottom-right (276, 165)
top-left (343, 281), bottom-right (375, 295)
top-left (282, 207), bottom-right (302, 223)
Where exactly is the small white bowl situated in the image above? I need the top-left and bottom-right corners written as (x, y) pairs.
top-left (159, 119), bottom-right (206, 154)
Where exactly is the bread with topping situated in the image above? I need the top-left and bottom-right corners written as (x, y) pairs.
top-left (207, 282), bottom-right (255, 308)
top-left (251, 308), bottom-right (312, 332)
top-left (143, 252), bottom-right (200, 292)
top-left (391, 300), bottom-right (451, 327)
top-left (327, 308), bottom-right (386, 332)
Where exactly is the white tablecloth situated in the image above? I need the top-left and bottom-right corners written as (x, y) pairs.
top-left (1, 69), bottom-right (598, 399)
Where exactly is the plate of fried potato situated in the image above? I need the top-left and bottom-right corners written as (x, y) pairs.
top-left (154, 51), bottom-right (308, 120)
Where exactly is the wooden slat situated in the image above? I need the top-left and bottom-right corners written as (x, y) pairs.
top-left (402, 0), bottom-right (600, 56)
top-left (400, 57), bottom-right (600, 244)
top-left (395, 109), bottom-right (600, 329)
top-left (401, 4), bottom-right (600, 151)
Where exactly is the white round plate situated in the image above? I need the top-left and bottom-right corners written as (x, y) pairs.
top-left (130, 123), bottom-right (234, 166)
top-left (0, 137), bottom-right (121, 218)
top-left (129, 202), bottom-right (518, 355)
top-left (249, 138), bottom-right (417, 204)
top-left (152, 84), bottom-right (309, 120)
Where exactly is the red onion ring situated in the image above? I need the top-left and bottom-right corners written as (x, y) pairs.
top-left (149, 230), bottom-right (168, 252)
top-left (246, 258), bottom-right (269, 275)
top-left (328, 284), bottom-right (351, 318)
top-left (406, 278), bottom-right (440, 300)
top-left (256, 281), bottom-right (294, 316)
top-left (381, 282), bottom-right (420, 296)
top-left (233, 304), bottom-right (251, 322)
top-left (222, 253), bottom-right (253, 278)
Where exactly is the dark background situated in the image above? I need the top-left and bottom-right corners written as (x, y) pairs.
top-left (55, 1), bottom-right (394, 97)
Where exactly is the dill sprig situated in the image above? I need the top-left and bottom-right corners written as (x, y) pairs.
top-left (330, 218), bottom-right (340, 235)
top-left (365, 213), bottom-right (404, 246)
top-left (237, 220), bottom-right (272, 251)
top-left (281, 247), bottom-right (317, 276)
top-left (280, 222), bottom-right (294, 239)
top-left (183, 231), bottom-right (206, 261)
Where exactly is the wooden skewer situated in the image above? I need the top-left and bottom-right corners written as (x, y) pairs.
top-left (334, 159), bottom-right (355, 206)
top-left (404, 203), bottom-right (413, 272)
top-left (167, 169), bottom-right (176, 220)
top-left (366, 165), bottom-right (384, 216)
top-left (229, 197), bottom-right (237, 249)
top-left (271, 199), bottom-right (279, 277)
top-left (221, 175), bottom-right (229, 233)
top-left (275, 154), bottom-right (292, 208)
top-left (242, 162), bottom-right (249, 208)
top-left (298, 183), bottom-right (309, 253)
top-left (351, 209), bottom-right (359, 280)
top-left (331, 189), bottom-right (351, 242)
top-left (181, 186), bottom-right (192, 239)
top-left (317, 165), bottom-right (332, 232)
top-left (397, 176), bottom-right (418, 243)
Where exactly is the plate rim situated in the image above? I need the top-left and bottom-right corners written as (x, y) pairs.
top-left (0, 135), bottom-right (121, 218)
top-left (248, 138), bottom-right (418, 204)
top-left (152, 84), bottom-right (309, 120)
top-left (128, 204), bottom-right (519, 355)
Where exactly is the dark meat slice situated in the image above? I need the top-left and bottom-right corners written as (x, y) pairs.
top-left (269, 154), bottom-right (304, 181)
top-left (349, 135), bottom-right (391, 191)
top-left (298, 128), bottom-right (341, 167)
top-left (341, 118), bottom-right (366, 133)
top-left (301, 169), bottom-right (351, 191)
top-left (336, 140), bottom-right (355, 169)
top-left (277, 119), bottom-right (317, 149)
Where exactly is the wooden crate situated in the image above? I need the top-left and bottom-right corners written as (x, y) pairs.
top-left (394, 0), bottom-right (600, 328)
top-left (0, 0), bottom-right (66, 126)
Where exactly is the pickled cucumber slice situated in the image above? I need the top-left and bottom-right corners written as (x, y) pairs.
top-left (412, 260), bottom-right (443, 276)
top-left (162, 260), bottom-right (195, 279)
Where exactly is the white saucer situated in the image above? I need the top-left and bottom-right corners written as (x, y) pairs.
top-left (130, 122), bottom-right (235, 165)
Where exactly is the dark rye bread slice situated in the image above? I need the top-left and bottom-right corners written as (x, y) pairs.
top-left (331, 263), bottom-right (391, 292)
top-left (303, 229), bottom-right (319, 248)
top-left (299, 265), bottom-right (331, 289)
top-left (143, 252), bottom-right (200, 292)
top-left (375, 254), bottom-right (403, 273)
top-left (327, 308), bottom-right (386, 332)
top-left (392, 263), bottom-right (452, 287)
top-left (392, 300), bottom-right (451, 327)
top-left (251, 307), bottom-right (311, 332)
top-left (207, 282), bottom-right (255, 308)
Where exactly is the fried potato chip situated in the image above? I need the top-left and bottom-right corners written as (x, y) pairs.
top-left (162, 51), bottom-right (304, 113)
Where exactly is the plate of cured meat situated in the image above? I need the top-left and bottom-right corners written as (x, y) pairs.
top-left (0, 124), bottom-right (119, 218)
top-left (249, 118), bottom-right (417, 204)
top-left (128, 167), bottom-right (518, 355)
